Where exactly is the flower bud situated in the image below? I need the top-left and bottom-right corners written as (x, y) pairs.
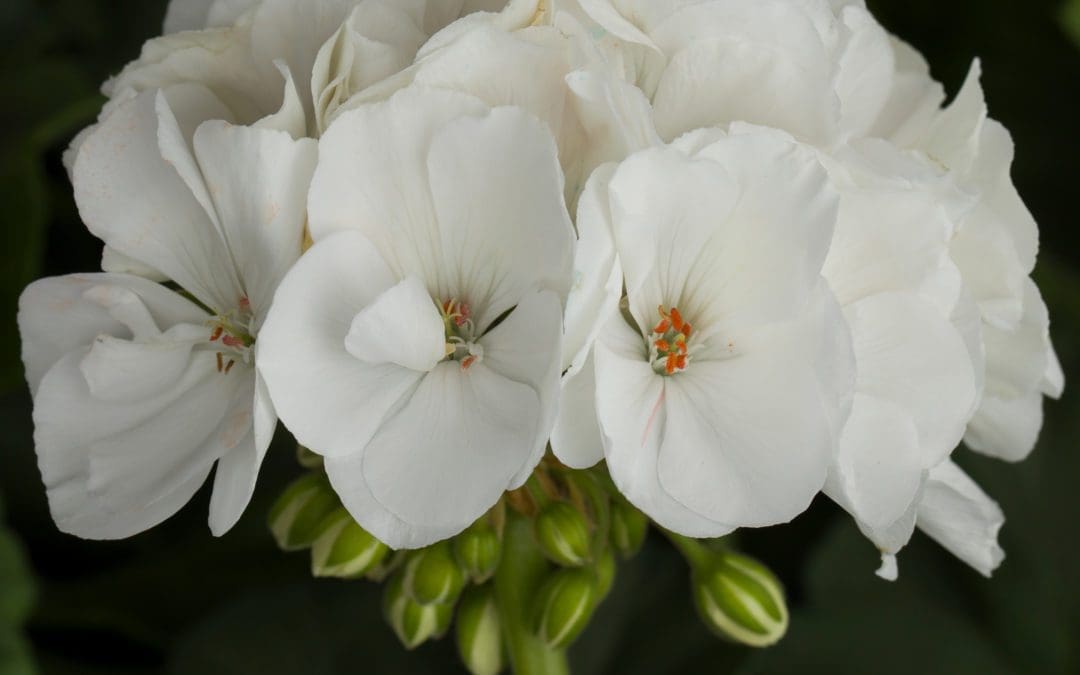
top-left (267, 472), bottom-right (339, 551)
top-left (610, 500), bottom-right (648, 558)
top-left (403, 542), bottom-right (466, 606)
top-left (310, 507), bottom-right (389, 578)
top-left (533, 502), bottom-right (592, 567)
top-left (454, 519), bottom-right (502, 584)
top-left (594, 548), bottom-right (616, 600)
top-left (530, 567), bottom-right (598, 649)
top-left (384, 573), bottom-right (454, 650)
top-left (456, 586), bottom-right (505, 675)
top-left (692, 551), bottom-right (788, 647)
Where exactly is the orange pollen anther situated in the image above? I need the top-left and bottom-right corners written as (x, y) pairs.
top-left (651, 305), bottom-right (692, 375)
top-left (221, 335), bottom-right (245, 348)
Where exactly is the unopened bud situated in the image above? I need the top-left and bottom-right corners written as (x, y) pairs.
top-left (454, 519), bottom-right (502, 583)
top-left (610, 500), bottom-right (648, 558)
top-left (594, 548), bottom-right (616, 599)
top-left (456, 586), bottom-right (505, 675)
top-left (534, 502), bottom-right (591, 567)
top-left (403, 542), bottom-right (466, 606)
top-left (295, 444), bottom-right (323, 469)
top-left (384, 573), bottom-right (454, 650)
top-left (692, 551), bottom-right (788, 647)
top-left (268, 473), bottom-right (339, 551)
top-left (531, 567), bottom-right (598, 649)
top-left (310, 507), bottom-right (389, 578)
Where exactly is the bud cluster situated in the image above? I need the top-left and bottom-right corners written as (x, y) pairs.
top-left (268, 451), bottom-right (790, 673)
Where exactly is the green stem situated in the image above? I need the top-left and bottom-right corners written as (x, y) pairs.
top-left (494, 512), bottom-right (571, 675)
top-left (659, 528), bottom-right (714, 570)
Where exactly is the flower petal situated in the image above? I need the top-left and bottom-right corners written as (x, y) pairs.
top-left (256, 231), bottom-right (423, 459)
top-left (595, 314), bottom-right (735, 537)
top-left (73, 86), bottom-right (244, 313)
top-left (191, 119), bottom-right (318, 322)
top-left (916, 460), bottom-right (1005, 577)
top-left (344, 275), bottom-right (447, 373)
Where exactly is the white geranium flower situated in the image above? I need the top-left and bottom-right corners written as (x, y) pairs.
top-left (562, 0), bottom-right (896, 146)
top-left (257, 87), bottom-right (574, 549)
top-left (818, 137), bottom-right (984, 576)
top-left (874, 60), bottom-right (1063, 461)
top-left (20, 85), bottom-right (317, 538)
top-left (576, 128), bottom-right (854, 536)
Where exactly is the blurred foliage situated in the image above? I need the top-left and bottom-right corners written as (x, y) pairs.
top-left (0, 0), bottom-right (1078, 673)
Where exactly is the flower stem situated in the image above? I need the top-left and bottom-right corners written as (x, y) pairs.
top-left (659, 528), bottom-right (714, 570)
top-left (494, 511), bottom-right (571, 675)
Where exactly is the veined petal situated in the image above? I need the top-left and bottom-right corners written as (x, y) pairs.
top-left (551, 350), bottom-right (604, 469)
top-left (191, 119), bottom-right (318, 323)
top-left (425, 104), bottom-right (574, 330)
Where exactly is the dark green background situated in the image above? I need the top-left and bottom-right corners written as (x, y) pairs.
top-left (2, 1), bottom-right (1079, 673)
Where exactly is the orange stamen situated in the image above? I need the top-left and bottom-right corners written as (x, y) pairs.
top-left (210, 326), bottom-right (223, 342)
top-left (216, 352), bottom-right (224, 372)
top-left (224, 359), bottom-right (236, 374)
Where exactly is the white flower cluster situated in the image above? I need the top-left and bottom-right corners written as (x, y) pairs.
top-left (20, 0), bottom-right (1060, 579)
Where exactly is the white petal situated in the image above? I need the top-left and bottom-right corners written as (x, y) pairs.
top-left (964, 391), bottom-right (1043, 463)
top-left (345, 275), bottom-right (447, 373)
top-left (610, 133), bottom-right (836, 338)
top-left (562, 163), bottom-right (623, 373)
top-left (834, 5), bottom-right (893, 139)
top-left (348, 289), bottom-right (566, 546)
top-left (981, 277), bottom-right (1051, 400)
top-left (595, 314), bottom-right (735, 537)
top-left (254, 60), bottom-right (309, 139)
top-left (551, 350), bottom-right (604, 469)
top-left (101, 247), bottom-right (168, 282)
top-left (191, 119), bottom-right (318, 322)
top-left (650, 11), bottom-right (838, 144)
top-left (844, 292), bottom-right (978, 466)
top-left (208, 372), bottom-right (274, 536)
top-left (826, 393), bottom-right (923, 539)
top-left (73, 86), bottom-right (245, 313)
top-left (424, 104), bottom-right (575, 329)
top-left (307, 86), bottom-right (485, 250)
top-left (256, 231), bottom-right (423, 459)
top-left (916, 460), bottom-right (1005, 577)
top-left (18, 273), bottom-right (209, 395)
top-left (868, 37), bottom-right (944, 145)
top-left (654, 319), bottom-right (835, 528)
top-left (33, 347), bottom-right (248, 539)
top-left (479, 289), bottom-right (565, 487)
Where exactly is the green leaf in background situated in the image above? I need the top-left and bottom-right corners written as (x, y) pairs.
top-left (0, 495), bottom-right (38, 675)
top-left (1062, 0), bottom-right (1080, 46)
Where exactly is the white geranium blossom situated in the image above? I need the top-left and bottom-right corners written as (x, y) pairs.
top-left (257, 86), bottom-right (574, 549)
top-left (20, 84), bottom-right (317, 538)
top-left (818, 137), bottom-right (983, 576)
top-left (576, 128), bottom-right (854, 535)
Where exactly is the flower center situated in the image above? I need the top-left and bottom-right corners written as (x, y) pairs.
top-left (209, 296), bottom-right (255, 374)
top-left (649, 305), bottom-right (692, 376)
top-left (440, 298), bottom-right (483, 370)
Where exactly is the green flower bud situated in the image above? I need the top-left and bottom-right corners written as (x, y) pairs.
top-left (456, 586), bottom-right (505, 675)
top-left (610, 500), bottom-right (648, 558)
top-left (533, 502), bottom-right (592, 567)
top-left (531, 567), bottom-right (598, 649)
top-left (692, 550), bottom-right (788, 647)
top-left (310, 507), bottom-right (389, 578)
top-left (454, 519), bottom-right (502, 584)
top-left (594, 548), bottom-right (616, 600)
top-left (403, 542), bottom-right (466, 606)
top-left (384, 573), bottom-right (454, 650)
top-left (267, 473), bottom-right (339, 551)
